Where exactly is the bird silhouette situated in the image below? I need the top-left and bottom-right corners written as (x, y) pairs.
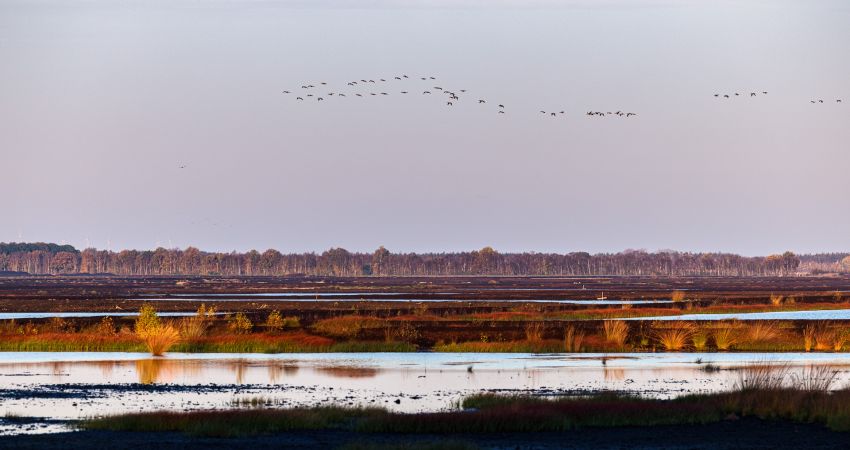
top-left (550, 112), bottom-right (556, 117)
top-left (423, 91), bottom-right (431, 94)
top-left (498, 104), bottom-right (504, 108)
top-left (838, 99), bottom-right (843, 103)
top-left (626, 113), bottom-right (636, 117)
top-left (282, 90), bottom-right (290, 94)
top-left (447, 102), bottom-right (453, 106)
top-left (479, 99), bottom-right (486, 104)
top-left (296, 97), bottom-right (303, 100)
top-left (380, 92), bottom-right (388, 95)
top-left (762, 91), bottom-right (768, 94)
top-left (750, 92), bottom-right (756, 96)
top-left (317, 97), bottom-right (323, 101)
top-left (394, 77), bottom-right (401, 80)
top-left (356, 94), bottom-right (362, 97)
top-left (401, 91), bottom-right (408, 94)
top-left (819, 99), bottom-right (824, 103)
top-left (723, 94), bottom-right (730, 98)
top-left (714, 94), bottom-right (719, 97)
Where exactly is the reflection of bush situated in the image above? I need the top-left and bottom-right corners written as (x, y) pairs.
top-left (136, 359), bottom-right (165, 384)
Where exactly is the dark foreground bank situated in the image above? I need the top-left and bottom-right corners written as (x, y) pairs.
top-left (2, 419), bottom-right (848, 450)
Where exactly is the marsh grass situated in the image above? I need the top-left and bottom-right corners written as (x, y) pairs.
top-left (564, 325), bottom-right (585, 352)
top-left (746, 321), bottom-right (780, 343)
top-left (602, 320), bottom-right (629, 348)
top-left (712, 327), bottom-right (739, 351)
top-left (654, 322), bottom-right (694, 351)
top-left (524, 323), bottom-right (544, 342)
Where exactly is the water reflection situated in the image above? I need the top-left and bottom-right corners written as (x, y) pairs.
top-left (316, 366), bottom-right (380, 378)
top-left (268, 362), bottom-right (298, 383)
top-left (136, 359), bottom-right (166, 384)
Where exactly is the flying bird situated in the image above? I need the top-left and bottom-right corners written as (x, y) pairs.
top-left (282, 90), bottom-right (290, 94)
top-left (296, 97), bottom-right (303, 100)
top-left (498, 104), bottom-right (504, 108)
top-left (479, 99), bottom-right (486, 103)
top-left (447, 101), bottom-right (453, 106)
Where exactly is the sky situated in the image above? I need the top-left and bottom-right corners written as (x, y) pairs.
top-left (1, 0), bottom-right (849, 255)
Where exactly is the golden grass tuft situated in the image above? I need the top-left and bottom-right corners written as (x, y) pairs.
top-left (746, 321), bottom-right (779, 342)
top-left (654, 322), bottom-right (694, 351)
top-left (524, 323), bottom-right (545, 342)
top-left (139, 323), bottom-right (180, 356)
top-left (712, 327), bottom-right (738, 351)
top-left (602, 320), bottom-right (629, 347)
top-left (671, 290), bottom-right (686, 302)
top-left (564, 325), bottom-right (585, 352)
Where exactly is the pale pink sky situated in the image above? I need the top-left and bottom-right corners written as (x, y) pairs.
top-left (2, 0), bottom-right (849, 255)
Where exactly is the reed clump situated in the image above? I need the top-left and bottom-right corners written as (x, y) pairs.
top-left (653, 321), bottom-right (694, 351)
top-left (135, 304), bottom-right (180, 356)
top-left (564, 325), bottom-right (584, 352)
top-left (602, 320), bottom-right (629, 347)
top-left (523, 323), bottom-right (545, 343)
top-left (179, 304), bottom-right (216, 339)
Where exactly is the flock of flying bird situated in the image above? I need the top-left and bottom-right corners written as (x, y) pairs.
top-left (714, 90), bottom-right (843, 104)
top-left (282, 75), bottom-right (635, 119)
top-left (282, 76), bottom-right (845, 119)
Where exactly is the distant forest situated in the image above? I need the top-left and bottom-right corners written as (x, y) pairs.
top-left (3, 242), bottom-right (846, 277)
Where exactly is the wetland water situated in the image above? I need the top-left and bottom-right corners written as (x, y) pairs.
top-left (2, 352), bottom-right (850, 435)
top-left (134, 297), bottom-right (675, 305)
top-left (632, 309), bottom-right (850, 321)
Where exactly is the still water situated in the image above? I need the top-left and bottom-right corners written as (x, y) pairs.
top-left (1, 351), bottom-right (850, 435)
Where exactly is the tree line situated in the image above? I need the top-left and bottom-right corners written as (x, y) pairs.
top-left (0, 242), bottom-right (812, 277)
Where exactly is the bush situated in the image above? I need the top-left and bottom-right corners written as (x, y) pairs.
top-left (135, 305), bottom-right (180, 356)
top-left (180, 304), bottom-right (216, 339)
top-left (92, 316), bottom-right (116, 335)
top-left (228, 312), bottom-right (253, 334)
top-left (313, 316), bottom-right (386, 339)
